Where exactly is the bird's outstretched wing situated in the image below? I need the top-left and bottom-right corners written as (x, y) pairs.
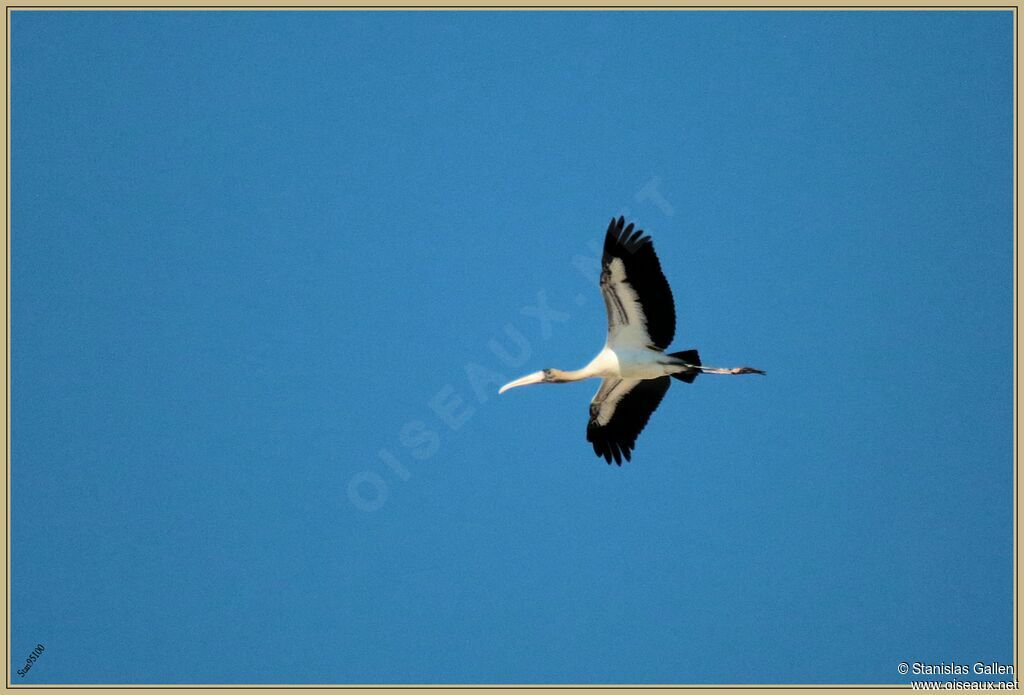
top-left (599, 216), bottom-right (676, 351)
top-left (586, 376), bottom-right (671, 465)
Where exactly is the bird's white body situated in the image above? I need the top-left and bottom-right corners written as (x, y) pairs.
top-left (579, 346), bottom-right (682, 381)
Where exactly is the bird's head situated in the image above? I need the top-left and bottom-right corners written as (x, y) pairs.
top-left (498, 369), bottom-right (562, 394)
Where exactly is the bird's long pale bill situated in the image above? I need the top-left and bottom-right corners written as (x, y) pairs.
top-left (498, 371), bottom-right (546, 394)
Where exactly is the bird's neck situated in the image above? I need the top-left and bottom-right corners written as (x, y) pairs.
top-left (547, 367), bottom-right (596, 383)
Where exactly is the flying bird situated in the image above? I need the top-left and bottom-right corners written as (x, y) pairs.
top-left (499, 216), bottom-right (764, 465)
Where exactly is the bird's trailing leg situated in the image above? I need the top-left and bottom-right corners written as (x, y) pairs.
top-left (676, 362), bottom-right (765, 376)
top-left (697, 365), bottom-right (765, 375)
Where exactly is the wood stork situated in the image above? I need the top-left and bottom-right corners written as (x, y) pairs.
top-left (499, 216), bottom-right (764, 465)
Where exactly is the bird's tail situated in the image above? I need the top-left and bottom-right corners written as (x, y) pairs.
top-left (668, 349), bottom-right (701, 383)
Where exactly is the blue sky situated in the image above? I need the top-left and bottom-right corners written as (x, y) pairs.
top-left (11, 10), bottom-right (1013, 685)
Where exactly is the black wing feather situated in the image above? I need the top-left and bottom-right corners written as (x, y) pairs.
top-left (601, 216), bottom-right (676, 350)
top-left (586, 377), bottom-right (672, 466)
